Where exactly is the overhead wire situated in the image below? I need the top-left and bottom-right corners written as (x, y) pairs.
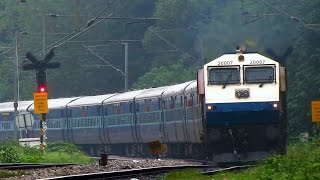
top-left (82, 44), bottom-right (124, 75)
top-left (148, 28), bottom-right (196, 59)
top-left (260, 0), bottom-right (320, 31)
top-left (0, 47), bottom-right (13, 57)
top-left (28, 0), bottom-right (116, 58)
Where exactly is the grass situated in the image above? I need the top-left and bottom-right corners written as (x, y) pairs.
top-left (0, 139), bottom-right (95, 164)
top-left (164, 169), bottom-right (210, 180)
top-left (164, 137), bottom-right (320, 180)
top-left (0, 140), bottom-right (95, 178)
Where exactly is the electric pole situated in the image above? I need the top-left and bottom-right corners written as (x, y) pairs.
top-left (123, 42), bottom-right (128, 92)
top-left (13, 31), bottom-right (19, 140)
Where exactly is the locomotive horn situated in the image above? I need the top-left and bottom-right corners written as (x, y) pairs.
top-left (236, 45), bottom-right (247, 53)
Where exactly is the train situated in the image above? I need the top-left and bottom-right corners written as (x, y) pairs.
top-left (0, 49), bottom-right (287, 163)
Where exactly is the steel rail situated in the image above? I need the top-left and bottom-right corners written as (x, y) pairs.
top-left (42, 165), bottom-right (218, 180)
top-left (202, 165), bottom-right (252, 175)
top-left (0, 163), bottom-right (76, 170)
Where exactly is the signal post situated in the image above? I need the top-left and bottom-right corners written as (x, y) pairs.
top-left (22, 48), bottom-right (60, 150)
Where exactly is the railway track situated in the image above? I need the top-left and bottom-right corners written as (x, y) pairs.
top-left (41, 165), bottom-right (251, 180)
top-left (0, 163), bottom-right (76, 170)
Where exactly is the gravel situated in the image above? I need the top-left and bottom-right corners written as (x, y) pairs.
top-left (4, 158), bottom-right (201, 180)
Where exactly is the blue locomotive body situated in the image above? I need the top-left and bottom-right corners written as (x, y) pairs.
top-left (206, 102), bottom-right (280, 125)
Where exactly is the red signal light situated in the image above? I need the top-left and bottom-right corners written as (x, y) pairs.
top-left (38, 85), bottom-right (47, 93)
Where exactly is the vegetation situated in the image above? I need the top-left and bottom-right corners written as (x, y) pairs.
top-left (0, 170), bottom-right (26, 179)
top-left (0, 139), bottom-right (94, 164)
top-left (0, 1), bottom-right (318, 137)
top-left (164, 138), bottom-right (320, 180)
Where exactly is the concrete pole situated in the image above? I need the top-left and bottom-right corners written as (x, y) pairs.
top-left (42, 15), bottom-right (46, 59)
top-left (123, 43), bottom-right (128, 92)
top-left (13, 31), bottom-right (19, 140)
top-left (197, 34), bottom-right (204, 69)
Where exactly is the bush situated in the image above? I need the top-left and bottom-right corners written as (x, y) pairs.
top-left (0, 140), bottom-right (20, 163)
top-left (210, 137), bottom-right (320, 180)
top-left (19, 145), bottom-right (43, 163)
top-left (0, 140), bottom-right (94, 164)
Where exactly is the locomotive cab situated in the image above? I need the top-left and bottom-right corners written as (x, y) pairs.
top-left (202, 51), bottom-right (287, 162)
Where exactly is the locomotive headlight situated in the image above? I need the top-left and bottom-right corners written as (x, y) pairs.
top-left (272, 103), bottom-right (279, 109)
top-left (235, 90), bottom-right (242, 98)
top-left (235, 89), bottom-right (250, 98)
top-left (238, 55), bottom-right (244, 62)
top-left (207, 105), bottom-right (216, 110)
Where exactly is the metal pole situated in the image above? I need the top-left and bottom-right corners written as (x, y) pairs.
top-left (196, 33), bottom-right (204, 69)
top-left (40, 113), bottom-right (47, 150)
top-left (13, 31), bottom-right (19, 140)
top-left (123, 43), bottom-right (128, 92)
top-left (42, 15), bottom-right (46, 59)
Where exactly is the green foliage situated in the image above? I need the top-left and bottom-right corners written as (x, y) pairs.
top-left (164, 169), bottom-right (209, 180)
top-left (210, 138), bottom-right (320, 180)
top-left (19, 145), bottom-right (43, 163)
top-left (40, 152), bottom-right (94, 164)
top-left (44, 142), bottom-right (94, 164)
top-left (0, 140), bottom-right (20, 163)
top-left (0, 140), bottom-right (93, 164)
top-left (165, 139), bottom-right (320, 180)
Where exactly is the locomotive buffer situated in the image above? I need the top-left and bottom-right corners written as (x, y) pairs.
top-left (22, 48), bottom-right (60, 150)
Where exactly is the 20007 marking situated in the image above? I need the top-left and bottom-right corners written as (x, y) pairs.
top-left (250, 60), bottom-right (265, 64)
top-left (218, 61), bottom-right (233, 65)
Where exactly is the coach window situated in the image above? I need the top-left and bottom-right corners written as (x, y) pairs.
top-left (186, 93), bottom-right (193, 107)
top-left (174, 96), bottom-right (182, 108)
top-left (81, 106), bottom-right (88, 117)
top-left (158, 98), bottom-right (161, 110)
top-left (144, 99), bottom-right (151, 112)
top-left (104, 106), bottom-right (108, 115)
top-left (169, 97), bottom-right (174, 109)
top-left (114, 103), bottom-right (121, 114)
top-left (163, 97), bottom-right (173, 109)
top-left (149, 98), bottom-right (158, 111)
top-left (1, 113), bottom-right (9, 121)
top-left (97, 106), bottom-right (101, 116)
top-left (244, 66), bottom-right (275, 84)
top-left (135, 102), bottom-right (140, 112)
top-left (208, 66), bottom-right (240, 87)
top-left (130, 102), bottom-right (133, 113)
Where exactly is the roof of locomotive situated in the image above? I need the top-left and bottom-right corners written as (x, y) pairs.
top-left (67, 94), bottom-right (117, 107)
top-left (162, 80), bottom-right (196, 97)
top-left (103, 89), bottom-right (146, 104)
top-left (204, 53), bottom-right (278, 67)
top-left (0, 100), bottom-right (33, 113)
top-left (28, 97), bottom-right (80, 110)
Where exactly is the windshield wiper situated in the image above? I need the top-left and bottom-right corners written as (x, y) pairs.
top-left (222, 74), bottom-right (232, 89)
top-left (259, 73), bottom-right (273, 88)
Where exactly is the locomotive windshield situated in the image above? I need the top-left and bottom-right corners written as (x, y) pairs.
top-left (208, 67), bottom-right (240, 85)
top-left (245, 66), bottom-right (275, 83)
